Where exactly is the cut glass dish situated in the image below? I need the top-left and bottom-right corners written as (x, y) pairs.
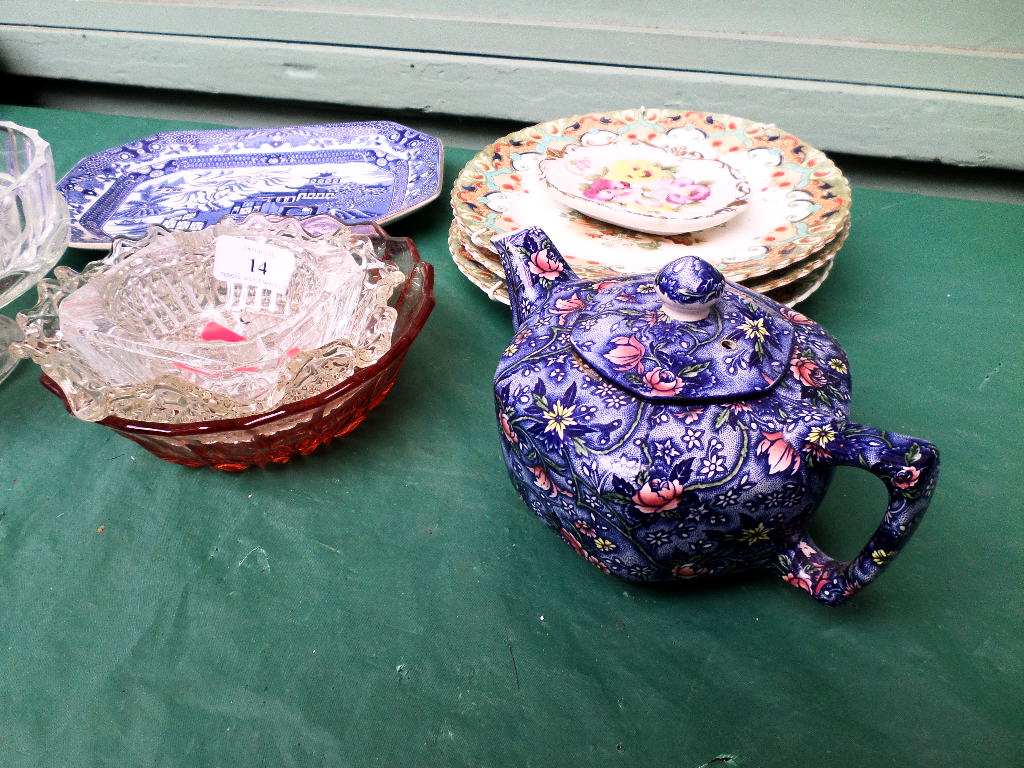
top-left (14, 215), bottom-right (424, 425)
top-left (53, 213), bottom-right (403, 409)
top-left (18, 219), bottom-right (434, 470)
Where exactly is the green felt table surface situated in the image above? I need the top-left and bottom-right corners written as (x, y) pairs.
top-left (0, 105), bottom-right (1021, 767)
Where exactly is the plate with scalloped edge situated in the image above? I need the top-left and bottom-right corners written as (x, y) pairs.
top-left (451, 107), bottom-right (849, 282)
top-left (448, 219), bottom-right (836, 308)
top-left (451, 214), bottom-right (848, 295)
top-left (58, 122), bottom-right (444, 248)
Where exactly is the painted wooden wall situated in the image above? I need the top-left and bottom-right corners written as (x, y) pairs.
top-left (2, 1), bottom-right (1023, 167)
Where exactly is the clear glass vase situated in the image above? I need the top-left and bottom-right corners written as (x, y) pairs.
top-left (0, 122), bottom-right (69, 384)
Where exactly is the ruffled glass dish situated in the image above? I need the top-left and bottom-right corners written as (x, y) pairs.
top-left (52, 213), bottom-right (404, 410)
top-left (0, 122), bottom-right (69, 384)
top-left (16, 218), bottom-right (434, 470)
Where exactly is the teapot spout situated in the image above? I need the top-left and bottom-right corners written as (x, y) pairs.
top-left (493, 227), bottom-right (579, 329)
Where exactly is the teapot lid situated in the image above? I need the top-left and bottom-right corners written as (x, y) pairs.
top-left (569, 256), bottom-right (795, 403)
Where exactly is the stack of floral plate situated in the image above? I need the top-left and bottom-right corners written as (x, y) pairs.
top-left (449, 108), bottom-right (851, 306)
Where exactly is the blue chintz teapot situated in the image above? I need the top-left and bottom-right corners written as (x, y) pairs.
top-left (492, 226), bottom-right (939, 605)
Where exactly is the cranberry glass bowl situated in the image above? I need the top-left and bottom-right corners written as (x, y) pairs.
top-left (39, 230), bottom-right (433, 470)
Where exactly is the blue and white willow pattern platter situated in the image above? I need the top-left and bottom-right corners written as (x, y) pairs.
top-left (58, 122), bottom-right (444, 248)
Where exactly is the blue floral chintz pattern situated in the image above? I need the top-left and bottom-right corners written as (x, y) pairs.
top-left (655, 255), bottom-right (724, 307)
top-left (492, 226), bottom-right (939, 605)
top-left (567, 268), bottom-right (792, 403)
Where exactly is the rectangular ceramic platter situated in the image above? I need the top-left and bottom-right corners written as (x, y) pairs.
top-left (57, 122), bottom-right (444, 248)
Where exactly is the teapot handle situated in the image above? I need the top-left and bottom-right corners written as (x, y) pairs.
top-left (778, 424), bottom-right (940, 606)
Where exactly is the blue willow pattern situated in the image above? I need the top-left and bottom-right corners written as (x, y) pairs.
top-left (58, 122), bottom-right (443, 245)
top-left (493, 227), bottom-right (938, 605)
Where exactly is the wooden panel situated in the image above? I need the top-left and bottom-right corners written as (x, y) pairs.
top-left (2, 25), bottom-right (1022, 168)
top-left (7, 0), bottom-right (1024, 49)
top-left (2, 0), bottom-right (1023, 96)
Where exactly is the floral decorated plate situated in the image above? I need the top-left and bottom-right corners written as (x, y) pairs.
top-left (448, 225), bottom-right (508, 303)
top-left (451, 108), bottom-right (849, 282)
top-left (447, 220), bottom-right (836, 308)
top-left (538, 138), bottom-right (750, 235)
top-left (59, 122), bottom-right (444, 248)
top-left (769, 257), bottom-right (835, 306)
top-left (452, 213), bottom-right (847, 294)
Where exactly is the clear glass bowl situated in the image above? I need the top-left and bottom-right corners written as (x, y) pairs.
top-left (20, 221), bottom-right (434, 470)
top-left (55, 213), bottom-right (403, 407)
top-left (0, 122), bottom-right (69, 384)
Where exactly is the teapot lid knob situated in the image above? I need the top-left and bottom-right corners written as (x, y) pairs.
top-left (655, 255), bottom-right (725, 322)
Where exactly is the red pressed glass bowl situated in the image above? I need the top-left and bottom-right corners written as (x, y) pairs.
top-left (40, 233), bottom-right (434, 470)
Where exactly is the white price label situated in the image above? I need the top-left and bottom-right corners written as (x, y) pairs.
top-left (213, 236), bottom-right (296, 294)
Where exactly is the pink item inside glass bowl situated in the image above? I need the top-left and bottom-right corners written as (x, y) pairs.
top-left (35, 222), bottom-right (434, 470)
